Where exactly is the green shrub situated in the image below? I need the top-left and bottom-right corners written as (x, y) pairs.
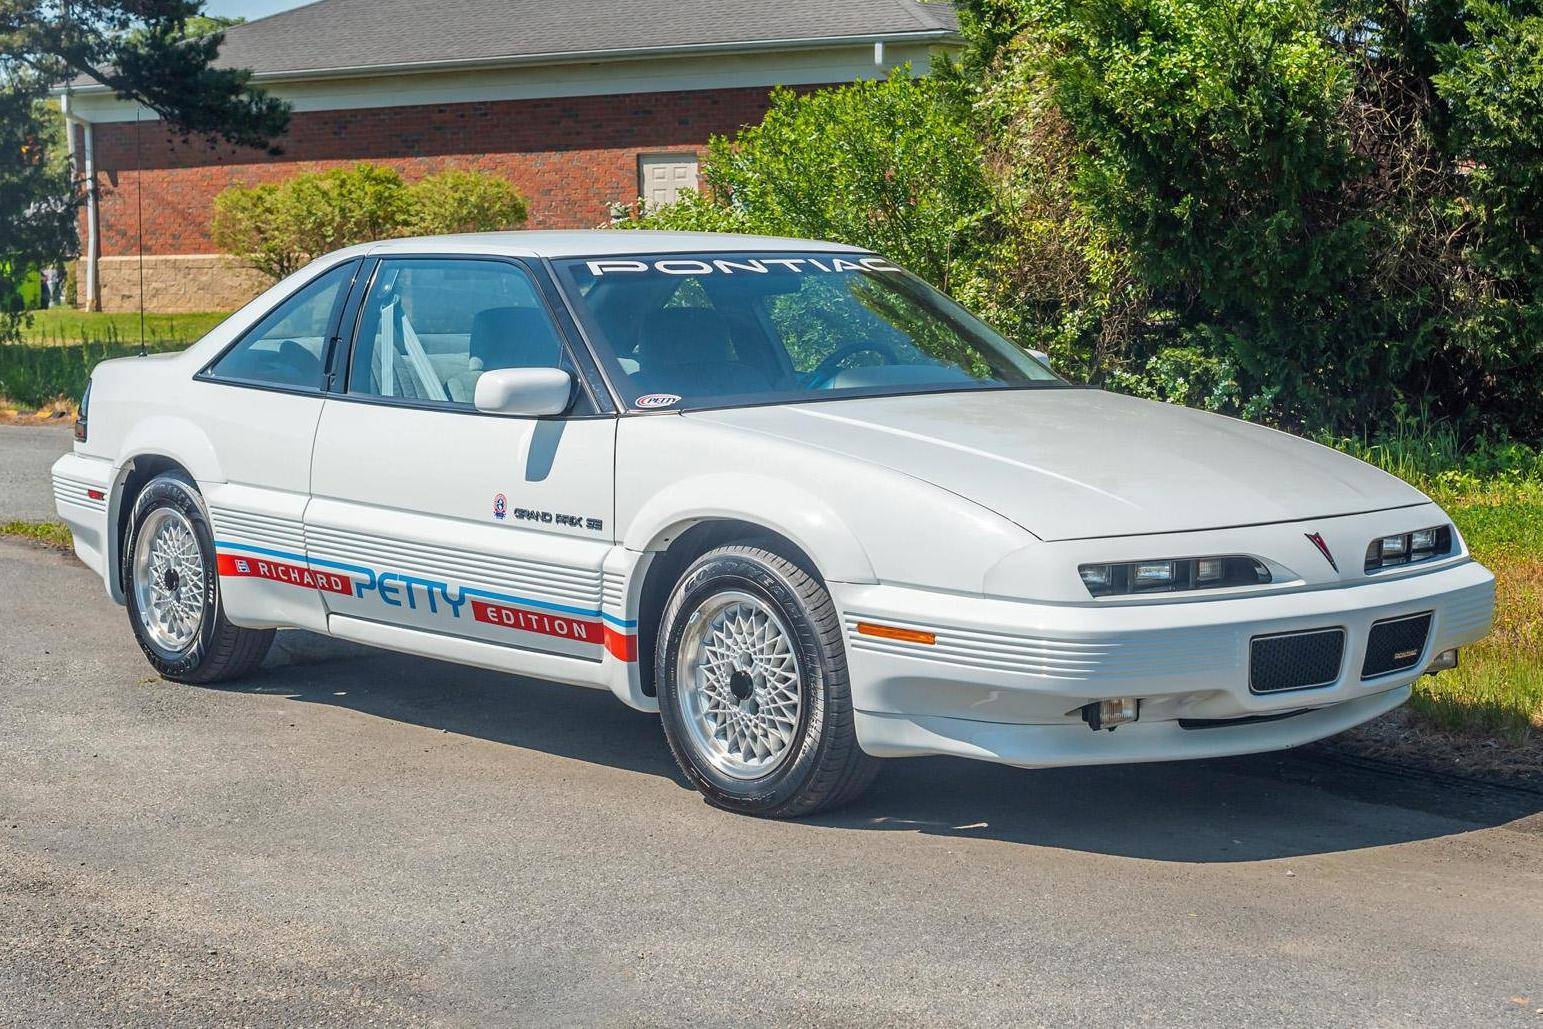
top-left (626, 70), bottom-right (992, 291)
top-left (403, 168), bottom-right (529, 237)
top-left (639, 3), bottom-right (1543, 441)
top-left (953, 0), bottom-right (1543, 438)
top-left (212, 164), bottom-right (529, 281)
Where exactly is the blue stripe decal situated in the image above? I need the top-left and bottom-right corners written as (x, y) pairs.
top-left (214, 539), bottom-right (638, 628)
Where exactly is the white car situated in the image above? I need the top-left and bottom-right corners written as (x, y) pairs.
top-left (52, 231), bottom-right (1496, 816)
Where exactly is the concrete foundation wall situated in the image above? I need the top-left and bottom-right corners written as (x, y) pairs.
top-left (82, 255), bottom-right (273, 313)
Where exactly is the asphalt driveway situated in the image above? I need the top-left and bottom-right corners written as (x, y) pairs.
top-left (2, 538), bottom-right (1540, 1026)
top-left (0, 422), bottom-right (73, 521)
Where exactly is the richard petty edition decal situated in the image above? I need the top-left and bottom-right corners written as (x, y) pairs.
top-left (215, 542), bottom-right (637, 662)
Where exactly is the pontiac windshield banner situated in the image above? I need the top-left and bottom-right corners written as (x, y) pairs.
top-left (583, 255), bottom-right (902, 277)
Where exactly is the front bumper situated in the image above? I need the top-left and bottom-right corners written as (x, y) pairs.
top-left (51, 451), bottom-right (115, 592)
top-left (832, 559), bottom-right (1495, 767)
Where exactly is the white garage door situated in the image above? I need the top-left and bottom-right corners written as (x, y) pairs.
top-left (639, 153), bottom-right (700, 209)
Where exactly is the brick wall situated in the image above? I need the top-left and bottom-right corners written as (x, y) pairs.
top-left (83, 85), bottom-right (799, 259)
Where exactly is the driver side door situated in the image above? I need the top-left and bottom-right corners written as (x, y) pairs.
top-left (305, 256), bottom-right (622, 672)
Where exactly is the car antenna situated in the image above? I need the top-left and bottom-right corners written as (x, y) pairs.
top-left (134, 103), bottom-right (147, 357)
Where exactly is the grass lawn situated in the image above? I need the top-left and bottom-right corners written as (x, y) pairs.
top-left (19, 309), bottom-right (231, 347)
top-left (1410, 493), bottom-right (1541, 744)
top-left (1, 309), bottom-right (229, 411)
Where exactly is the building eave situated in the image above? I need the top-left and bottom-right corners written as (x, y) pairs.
top-left (57, 28), bottom-right (960, 97)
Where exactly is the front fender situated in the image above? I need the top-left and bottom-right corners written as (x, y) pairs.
top-left (623, 471), bottom-right (878, 584)
top-left (616, 416), bottom-right (1032, 594)
top-left (115, 415), bottom-right (225, 485)
top-left (97, 417), bottom-right (224, 604)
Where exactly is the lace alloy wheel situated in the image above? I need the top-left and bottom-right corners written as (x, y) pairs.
top-left (131, 506), bottom-right (208, 653)
top-left (674, 590), bottom-right (804, 780)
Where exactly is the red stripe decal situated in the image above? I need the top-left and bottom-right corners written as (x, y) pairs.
top-left (604, 627), bottom-right (638, 663)
top-left (471, 599), bottom-right (605, 646)
top-left (216, 553), bottom-right (352, 595)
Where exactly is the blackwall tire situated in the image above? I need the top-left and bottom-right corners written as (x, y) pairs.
top-left (122, 474), bottom-right (273, 684)
top-left (657, 543), bottom-right (880, 818)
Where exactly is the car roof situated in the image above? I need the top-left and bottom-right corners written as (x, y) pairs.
top-left (363, 230), bottom-right (871, 260)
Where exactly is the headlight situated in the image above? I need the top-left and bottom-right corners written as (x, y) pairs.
top-left (1079, 556), bottom-right (1270, 597)
top-left (1365, 526), bottom-right (1453, 572)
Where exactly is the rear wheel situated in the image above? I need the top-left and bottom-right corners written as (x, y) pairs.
top-left (123, 474), bottom-right (273, 683)
top-left (656, 543), bottom-right (880, 817)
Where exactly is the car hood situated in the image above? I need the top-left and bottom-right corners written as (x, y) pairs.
top-left (687, 389), bottom-right (1429, 541)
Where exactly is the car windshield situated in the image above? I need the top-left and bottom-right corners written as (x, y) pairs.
top-left (551, 252), bottom-right (1063, 410)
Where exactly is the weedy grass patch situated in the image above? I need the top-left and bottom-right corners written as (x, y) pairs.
top-left (0, 519), bottom-right (73, 550)
top-left (18, 309), bottom-right (229, 348)
top-left (0, 338), bottom-right (188, 410)
top-left (0, 310), bottom-right (224, 411)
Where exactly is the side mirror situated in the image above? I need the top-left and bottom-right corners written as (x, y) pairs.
top-left (1028, 348), bottom-right (1051, 369)
top-left (473, 367), bottom-right (574, 417)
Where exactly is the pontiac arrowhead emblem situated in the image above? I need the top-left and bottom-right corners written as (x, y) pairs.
top-left (1305, 532), bottom-right (1338, 572)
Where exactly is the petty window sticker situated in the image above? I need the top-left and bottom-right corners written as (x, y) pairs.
top-left (493, 493), bottom-right (508, 520)
top-left (634, 393), bottom-right (681, 410)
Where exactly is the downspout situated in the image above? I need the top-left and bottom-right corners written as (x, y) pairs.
top-left (82, 118), bottom-right (101, 311)
top-left (61, 93), bottom-right (101, 312)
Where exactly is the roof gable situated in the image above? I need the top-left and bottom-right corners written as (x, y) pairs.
top-left (203, 0), bottom-right (958, 79)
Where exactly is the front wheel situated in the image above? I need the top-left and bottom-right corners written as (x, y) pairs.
top-left (656, 544), bottom-right (880, 817)
top-left (123, 474), bottom-right (273, 683)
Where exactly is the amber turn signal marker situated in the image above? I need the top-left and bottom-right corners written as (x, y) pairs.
top-left (856, 622), bottom-right (936, 645)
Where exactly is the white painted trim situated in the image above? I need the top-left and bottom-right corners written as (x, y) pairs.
top-left (63, 42), bottom-right (951, 124)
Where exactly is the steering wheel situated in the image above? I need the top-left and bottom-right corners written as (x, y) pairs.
top-left (805, 342), bottom-right (899, 388)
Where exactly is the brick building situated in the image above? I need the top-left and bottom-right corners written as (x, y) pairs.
top-left (61, 0), bottom-right (960, 311)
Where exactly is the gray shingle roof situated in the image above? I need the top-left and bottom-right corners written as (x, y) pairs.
top-left (198, 0), bottom-right (957, 79)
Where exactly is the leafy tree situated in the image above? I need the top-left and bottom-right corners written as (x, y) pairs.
top-left (212, 163), bottom-right (531, 280)
top-left (628, 71), bottom-right (992, 292)
top-left (0, 92), bottom-right (75, 329)
top-left (950, 0), bottom-right (1543, 436)
top-left (1, 0), bottom-right (288, 336)
top-left (1431, 0), bottom-right (1543, 427)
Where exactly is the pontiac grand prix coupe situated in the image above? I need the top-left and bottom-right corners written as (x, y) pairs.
top-left (51, 231), bottom-right (1496, 817)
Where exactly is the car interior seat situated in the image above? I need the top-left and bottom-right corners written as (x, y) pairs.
top-left (632, 307), bottom-right (770, 397)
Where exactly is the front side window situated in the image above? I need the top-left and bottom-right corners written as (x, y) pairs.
top-left (347, 259), bottom-right (567, 407)
top-left (207, 260), bottom-right (354, 390)
top-left (551, 252), bottom-right (1061, 410)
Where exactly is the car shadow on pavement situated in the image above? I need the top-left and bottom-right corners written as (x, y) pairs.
top-left (217, 632), bottom-right (1542, 864)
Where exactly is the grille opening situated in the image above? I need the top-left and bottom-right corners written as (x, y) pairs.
top-left (1249, 627), bottom-right (1345, 694)
top-left (1361, 611), bottom-right (1433, 679)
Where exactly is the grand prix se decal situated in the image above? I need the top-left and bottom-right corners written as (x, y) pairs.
top-left (215, 542), bottom-right (637, 661)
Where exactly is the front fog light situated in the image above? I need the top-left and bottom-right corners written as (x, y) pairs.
top-left (1080, 698), bottom-right (1141, 731)
top-left (1133, 562), bottom-right (1175, 589)
top-left (1424, 648), bottom-right (1459, 675)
